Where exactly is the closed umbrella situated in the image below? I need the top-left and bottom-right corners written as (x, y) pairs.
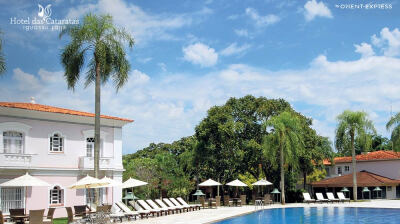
top-left (0, 173), bottom-right (50, 213)
top-left (226, 179), bottom-right (248, 197)
top-left (199, 179), bottom-right (221, 198)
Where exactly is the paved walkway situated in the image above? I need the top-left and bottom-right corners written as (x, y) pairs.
top-left (123, 200), bottom-right (400, 224)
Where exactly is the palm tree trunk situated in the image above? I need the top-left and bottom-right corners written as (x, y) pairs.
top-left (280, 141), bottom-right (285, 205)
top-left (351, 130), bottom-right (357, 201)
top-left (94, 60), bottom-right (101, 205)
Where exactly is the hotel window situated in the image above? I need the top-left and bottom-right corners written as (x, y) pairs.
top-left (337, 166), bottom-right (342, 175)
top-left (49, 186), bottom-right (63, 205)
top-left (86, 138), bottom-right (95, 157)
top-left (3, 131), bottom-right (23, 154)
top-left (50, 133), bottom-right (63, 152)
top-left (344, 166), bottom-right (350, 172)
top-left (86, 138), bottom-right (103, 157)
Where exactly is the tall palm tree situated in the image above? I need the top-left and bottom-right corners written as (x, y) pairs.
top-left (60, 14), bottom-right (134, 204)
top-left (335, 110), bottom-right (375, 201)
top-left (263, 111), bottom-right (303, 205)
top-left (0, 29), bottom-right (5, 75)
top-left (386, 112), bottom-right (400, 151)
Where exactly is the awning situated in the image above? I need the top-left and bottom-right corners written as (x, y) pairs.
top-left (311, 170), bottom-right (400, 188)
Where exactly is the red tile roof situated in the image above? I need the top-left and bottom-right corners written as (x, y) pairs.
top-left (312, 170), bottom-right (400, 187)
top-left (0, 102), bottom-right (133, 122)
top-left (324, 150), bottom-right (400, 165)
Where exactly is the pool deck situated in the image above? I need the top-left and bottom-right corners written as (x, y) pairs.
top-left (124, 200), bottom-right (400, 224)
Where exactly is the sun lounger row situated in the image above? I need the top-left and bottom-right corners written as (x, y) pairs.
top-left (114, 197), bottom-right (201, 219)
top-left (303, 192), bottom-right (350, 203)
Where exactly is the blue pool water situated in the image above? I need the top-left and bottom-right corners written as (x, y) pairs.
top-left (214, 207), bottom-right (400, 224)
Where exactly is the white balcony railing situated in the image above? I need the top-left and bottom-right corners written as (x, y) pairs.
top-left (79, 156), bottom-right (113, 170)
top-left (0, 153), bottom-right (33, 167)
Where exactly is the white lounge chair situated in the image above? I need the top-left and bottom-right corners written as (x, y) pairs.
top-left (163, 198), bottom-right (185, 212)
top-left (326, 192), bottom-right (340, 203)
top-left (177, 197), bottom-right (201, 210)
top-left (137, 200), bottom-right (164, 216)
top-left (302, 192), bottom-right (316, 203)
top-left (129, 200), bottom-right (159, 217)
top-left (169, 198), bottom-right (191, 211)
top-left (315, 193), bottom-right (329, 203)
top-left (155, 199), bottom-right (181, 213)
top-left (114, 202), bottom-right (141, 219)
top-left (337, 192), bottom-right (351, 203)
top-left (146, 199), bottom-right (171, 215)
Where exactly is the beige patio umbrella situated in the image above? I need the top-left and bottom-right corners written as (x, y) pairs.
top-left (252, 179), bottom-right (273, 197)
top-left (199, 179), bottom-right (222, 198)
top-left (121, 178), bottom-right (148, 189)
top-left (92, 176), bottom-right (122, 204)
top-left (226, 179), bottom-right (248, 197)
top-left (68, 175), bottom-right (110, 208)
top-left (121, 178), bottom-right (148, 205)
top-left (0, 173), bottom-right (51, 213)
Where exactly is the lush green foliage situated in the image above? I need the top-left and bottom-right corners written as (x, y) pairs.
top-left (386, 112), bottom-right (400, 152)
top-left (60, 14), bottom-right (134, 204)
top-left (335, 110), bottom-right (376, 156)
top-left (335, 110), bottom-right (375, 201)
top-left (124, 95), bottom-right (333, 201)
top-left (0, 29), bottom-right (5, 75)
top-left (263, 111), bottom-right (304, 204)
top-left (123, 137), bottom-right (196, 199)
top-left (59, 14), bottom-right (134, 90)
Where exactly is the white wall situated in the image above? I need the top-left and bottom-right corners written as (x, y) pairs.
top-left (331, 160), bottom-right (400, 180)
top-left (0, 116), bottom-right (121, 170)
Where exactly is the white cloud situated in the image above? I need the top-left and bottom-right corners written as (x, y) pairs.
top-left (137, 57), bottom-right (152, 63)
top-left (130, 69), bottom-right (150, 85)
top-left (158, 63), bottom-right (167, 72)
top-left (66, 0), bottom-right (192, 44)
top-left (182, 43), bottom-right (218, 67)
top-left (354, 43), bottom-right (375, 58)
top-left (234, 29), bottom-right (249, 37)
top-left (220, 43), bottom-right (251, 56)
top-left (372, 27), bottom-right (400, 57)
top-left (13, 68), bottom-right (42, 91)
top-left (245, 8), bottom-right (280, 27)
top-left (304, 0), bottom-right (333, 21)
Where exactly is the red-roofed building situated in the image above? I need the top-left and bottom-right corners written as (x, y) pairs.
top-left (0, 101), bottom-right (133, 216)
top-left (315, 150), bottom-right (400, 200)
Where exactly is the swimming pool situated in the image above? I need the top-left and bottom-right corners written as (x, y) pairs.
top-left (214, 207), bottom-right (400, 224)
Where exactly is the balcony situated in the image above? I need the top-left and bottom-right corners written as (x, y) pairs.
top-left (0, 153), bottom-right (33, 167)
top-left (79, 156), bottom-right (113, 170)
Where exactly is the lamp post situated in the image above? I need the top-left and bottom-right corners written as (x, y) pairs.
top-left (271, 188), bottom-right (281, 203)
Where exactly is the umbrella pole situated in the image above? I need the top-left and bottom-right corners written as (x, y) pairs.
top-left (25, 186), bottom-right (27, 215)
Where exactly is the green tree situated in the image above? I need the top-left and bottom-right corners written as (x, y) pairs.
top-left (263, 111), bottom-right (304, 205)
top-left (335, 110), bottom-right (375, 201)
top-left (60, 14), bottom-right (134, 204)
top-left (0, 29), bottom-right (5, 75)
top-left (194, 95), bottom-right (292, 187)
top-left (386, 112), bottom-right (400, 151)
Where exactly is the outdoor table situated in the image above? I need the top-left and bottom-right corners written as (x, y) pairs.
top-left (208, 198), bottom-right (216, 208)
top-left (10, 215), bottom-right (28, 224)
top-left (232, 198), bottom-right (241, 206)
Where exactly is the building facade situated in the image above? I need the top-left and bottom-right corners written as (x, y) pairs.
top-left (0, 102), bottom-right (132, 216)
top-left (313, 151), bottom-right (400, 199)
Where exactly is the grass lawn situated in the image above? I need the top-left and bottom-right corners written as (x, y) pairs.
top-left (53, 217), bottom-right (68, 224)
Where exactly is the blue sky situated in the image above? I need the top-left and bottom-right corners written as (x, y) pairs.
top-left (1, 0), bottom-right (400, 154)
